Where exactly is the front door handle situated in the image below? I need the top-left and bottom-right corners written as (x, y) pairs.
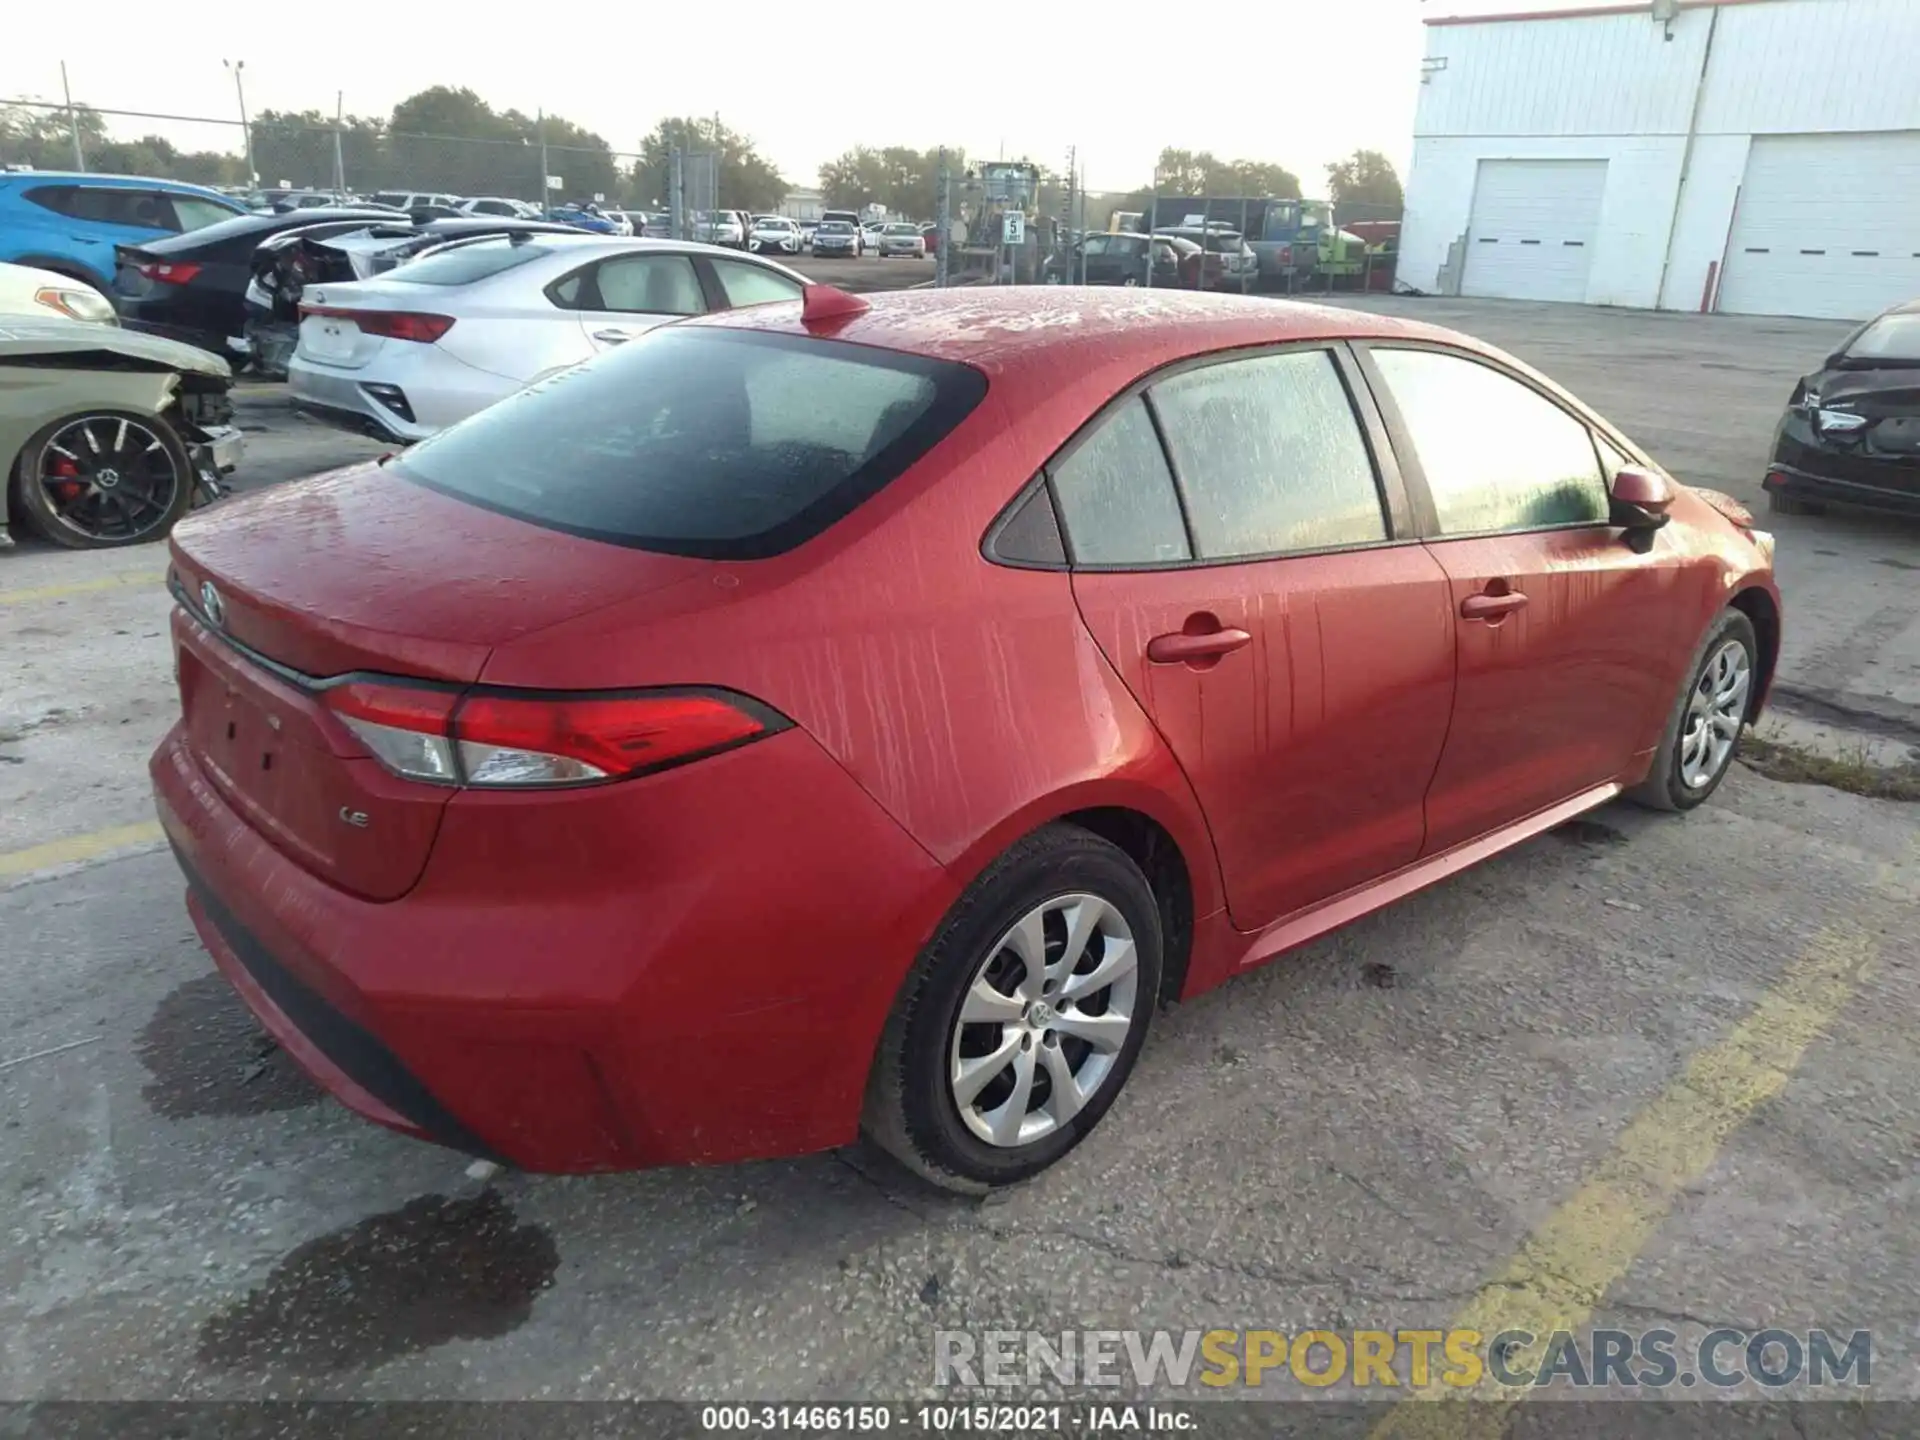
top-left (1147, 627), bottom-right (1253, 664)
top-left (591, 328), bottom-right (636, 344)
top-left (1460, 591), bottom-right (1529, 621)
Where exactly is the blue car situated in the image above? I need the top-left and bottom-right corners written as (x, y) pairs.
top-left (545, 205), bottom-right (620, 234)
top-left (0, 173), bottom-right (245, 292)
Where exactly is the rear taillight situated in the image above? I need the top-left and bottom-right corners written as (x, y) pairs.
top-left (137, 260), bottom-right (201, 285)
top-left (325, 681), bottom-right (461, 783)
top-left (299, 305), bottom-right (456, 343)
top-left (321, 682), bottom-right (784, 788)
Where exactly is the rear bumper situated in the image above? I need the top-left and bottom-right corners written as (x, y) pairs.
top-left (291, 395), bottom-right (415, 446)
top-left (116, 295), bottom-right (245, 360)
top-left (288, 350), bottom-right (515, 443)
top-left (151, 719), bottom-right (958, 1172)
top-left (1765, 436), bottom-right (1920, 515)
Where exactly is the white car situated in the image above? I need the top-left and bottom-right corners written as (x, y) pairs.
top-left (287, 234), bottom-right (808, 443)
top-left (458, 196), bottom-right (544, 220)
top-left (748, 216), bottom-right (803, 255)
top-left (0, 261), bottom-right (117, 324)
top-left (369, 191), bottom-right (461, 212)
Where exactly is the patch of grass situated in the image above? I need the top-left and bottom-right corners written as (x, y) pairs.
top-left (1738, 733), bottom-right (1920, 802)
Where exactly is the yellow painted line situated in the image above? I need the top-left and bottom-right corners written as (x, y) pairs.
top-left (1370, 913), bottom-right (1883, 1439)
top-left (0, 822), bottom-right (165, 881)
top-left (0, 569), bottom-right (165, 607)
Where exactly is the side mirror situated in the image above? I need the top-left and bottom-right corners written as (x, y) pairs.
top-left (1610, 465), bottom-right (1674, 550)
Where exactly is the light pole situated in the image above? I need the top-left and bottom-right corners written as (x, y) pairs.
top-left (223, 59), bottom-right (255, 185)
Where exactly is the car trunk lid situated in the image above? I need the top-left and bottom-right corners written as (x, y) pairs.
top-left (166, 461), bottom-right (709, 897)
top-left (1819, 368), bottom-right (1920, 457)
top-left (293, 276), bottom-right (445, 370)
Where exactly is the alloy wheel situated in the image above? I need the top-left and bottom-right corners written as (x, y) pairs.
top-left (34, 415), bottom-right (183, 544)
top-left (1679, 638), bottom-right (1750, 789)
top-left (948, 893), bottom-right (1140, 1148)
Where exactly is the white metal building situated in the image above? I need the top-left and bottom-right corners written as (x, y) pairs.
top-left (1398, 0), bottom-right (1920, 320)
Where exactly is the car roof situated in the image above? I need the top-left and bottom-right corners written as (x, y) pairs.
top-left (0, 171), bottom-right (238, 202)
top-left (695, 288), bottom-right (1472, 382)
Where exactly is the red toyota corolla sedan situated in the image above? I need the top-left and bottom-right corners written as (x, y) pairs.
top-left (151, 286), bottom-right (1781, 1189)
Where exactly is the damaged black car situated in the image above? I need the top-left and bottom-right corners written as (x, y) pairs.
top-left (1766, 299), bottom-right (1920, 518)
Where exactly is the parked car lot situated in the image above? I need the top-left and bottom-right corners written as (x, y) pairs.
top-left (1, 296), bottom-right (1915, 1407)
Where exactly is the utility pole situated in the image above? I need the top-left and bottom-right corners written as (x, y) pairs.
top-left (538, 108), bottom-right (550, 210)
top-left (935, 147), bottom-right (950, 289)
top-left (1144, 169), bottom-right (1158, 290)
top-left (1061, 145), bottom-right (1075, 282)
top-left (1078, 155), bottom-right (1089, 285)
top-left (669, 145), bottom-right (686, 241)
top-left (59, 62), bottom-right (85, 172)
top-left (223, 60), bottom-right (255, 185)
top-left (332, 90), bottom-right (346, 197)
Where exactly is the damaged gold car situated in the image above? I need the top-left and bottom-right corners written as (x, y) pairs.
top-left (1, 319), bottom-right (242, 551)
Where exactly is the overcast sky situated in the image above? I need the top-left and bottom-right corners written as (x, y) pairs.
top-left (3, 0), bottom-right (1589, 194)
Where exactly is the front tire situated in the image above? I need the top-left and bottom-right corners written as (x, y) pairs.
top-left (11, 410), bottom-right (194, 549)
top-left (1628, 610), bottom-right (1759, 812)
top-left (863, 824), bottom-right (1163, 1191)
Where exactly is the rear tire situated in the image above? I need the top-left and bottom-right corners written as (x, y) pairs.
top-left (863, 824), bottom-right (1163, 1192)
top-left (1766, 489), bottom-right (1824, 516)
top-left (1628, 610), bottom-right (1759, 813)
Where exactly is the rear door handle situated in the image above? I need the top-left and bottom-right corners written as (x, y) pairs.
top-left (1460, 591), bottom-right (1529, 620)
top-left (1147, 628), bottom-right (1253, 663)
top-left (591, 328), bottom-right (636, 344)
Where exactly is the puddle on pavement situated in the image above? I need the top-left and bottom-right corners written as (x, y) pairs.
top-left (1550, 818), bottom-right (1628, 846)
top-left (198, 1189), bottom-right (558, 1373)
top-left (136, 973), bottom-right (321, 1119)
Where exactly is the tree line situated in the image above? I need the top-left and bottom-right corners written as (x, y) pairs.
top-left (4, 93), bottom-right (1402, 219)
top-left (0, 90), bottom-right (793, 211)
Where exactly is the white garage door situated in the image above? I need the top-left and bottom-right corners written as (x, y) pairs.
top-left (1460, 160), bottom-right (1607, 303)
top-left (1718, 133), bottom-right (1920, 320)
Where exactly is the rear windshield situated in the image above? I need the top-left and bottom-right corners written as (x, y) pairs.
top-left (1845, 313), bottom-right (1920, 363)
top-left (394, 327), bottom-right (988, 559)
top-left (390, 240), bottom-right (553, 285)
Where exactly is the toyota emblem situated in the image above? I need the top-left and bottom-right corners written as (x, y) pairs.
top-left (200, 581), bottom-right (225, 629)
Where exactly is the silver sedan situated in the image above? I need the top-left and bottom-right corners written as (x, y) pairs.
top-left (876, 223), bottom-right (927, 259)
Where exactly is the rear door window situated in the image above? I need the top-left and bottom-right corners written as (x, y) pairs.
top-left (1049, 397), bottom-right (1191, 565)
top-left (591, 254), bottom-right (705, 314)
top-left (709, 259), bottom-right (803, 309)
top-left (1369, 348), bottom-right (1608, 535)
top-left (27, 184), bottom-right (172, 229)
top-left (1149, 350), bottom-right (1387, 559)
top-left (169, 196), bottom-right (241, 232)
top-left (393, 327), bottom-right (987, 559)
